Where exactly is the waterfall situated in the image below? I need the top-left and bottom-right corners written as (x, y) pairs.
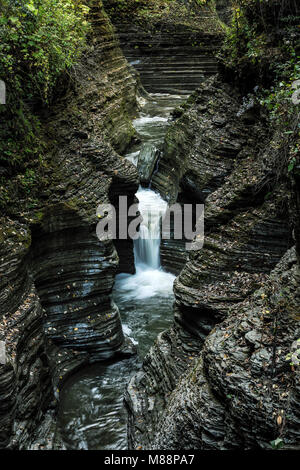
top-left (134, 188), bottom-right (168, 270)
top-left (59, 93), bottom-right (184, 450)
top-left (115, 184), bottom-right (174, 300)
top-left (114, 95), bottom-right (180, 300)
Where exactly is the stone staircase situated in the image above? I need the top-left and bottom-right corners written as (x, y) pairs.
top-left (115, 25), bottom-right (221, 95)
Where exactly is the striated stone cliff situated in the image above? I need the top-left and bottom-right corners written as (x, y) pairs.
top-left (0, 0), bottom-right (140, 449)
top-left (104, 0), bottom-right (225, 95)
top-left (126, 74), bottom-right (300, 450)
top-left (153, 77), bottom-right (270, 274)
top-left (151, 245), bottom-right (300, 449)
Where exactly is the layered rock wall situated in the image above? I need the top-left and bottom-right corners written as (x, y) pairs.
top-left (106, 1), bottom-right (225, 95)
top-left (126, 75), bottom-right (299, 450)
top-left (154, 77), bottom-right (271, 274)
top-left (115, 25), bottom-right (220, 95)
top-left (0, 0), bottom-right (140, 449)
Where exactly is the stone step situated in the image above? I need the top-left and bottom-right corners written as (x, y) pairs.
top-left (137, 67), bottom-right (218, 74)
top-left (122, 48), bottom-right (218, 55)
top-left (138, 71), bottom-right (216, 78)
top-left (138, 65), bottom-right (214, 71)
top-left (130, 61), bottom-right (218, 68)
top-left (117, 32), bottom-right (221, 43)
top-left (139, 79), bottom-right (210, 88)
top-left (137, 74), bottom-right (217, 82)
top-left (142, 85), bottom-right (203, 94)
top-left (136, 57), bottom-right (218, 62)
top-left (127, 55), bottom-right (217, 60)
top-left (129, 59), bottom-right (218, 68)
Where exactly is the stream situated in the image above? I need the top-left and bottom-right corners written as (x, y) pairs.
top-left (58, 93), bottom-right (185, 450)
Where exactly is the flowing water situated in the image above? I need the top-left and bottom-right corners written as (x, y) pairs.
top-left (58, 93), bottom-right (185, 450)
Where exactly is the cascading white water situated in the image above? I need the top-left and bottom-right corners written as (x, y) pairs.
top-left (115, 185), bottom-right (175, 300)
top-left (115, 105), bottom-right (179, 300)
top-left (59, 93), bottom-right (185, 451)
top-left (116, 182), bottom-right (174, 300)
top-left (134, 188), bottom-right (168, 269)
top-left (125, 150), bottom-right (139, 166)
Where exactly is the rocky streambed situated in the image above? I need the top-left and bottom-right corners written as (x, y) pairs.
top-left (126, 77), bottom-right (300, 450)
top-left (57, 93), bottom-right (185, 450)
top-left (0, 0), bottom-right (223, 449)
top-left (58, 76), bottom-right (300, 451)
top-left (1, 0), bottom-right (299, 452)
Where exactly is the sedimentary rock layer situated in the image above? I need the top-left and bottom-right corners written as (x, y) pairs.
top-left (0, 221), bottom-right (54, 449)
top-left (151, 248), bottom-right (300, 449)
top-left (126, 75), bottom-right (299, 450)
top-left (0, 1), bottom-right (139, 449)
top-left (156, 76), bottom-right (271, 274)
top-left (107, 1), bottom-right (224, 95)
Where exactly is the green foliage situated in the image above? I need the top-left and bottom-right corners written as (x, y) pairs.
top-left (259, 68), bottom-right (300, 120)
top-left (220, 0), bottom-right (300, 84)
top-left (103, 0), bottom-right (174, 19)
top-left (0, 0), bottom-right (90, 211)
top-left (286, 338), bottom-right (300, 367)
top-left (260, 83), bottom-right (299, 177)
top-left (270, 437), bottom-right (284, 450)
top-left (259, 62), bottom-right (300, 177)
top-left (219, 1), bottom-right (300, 177)
top-left (0, 0), bottom-right (90, 104)
top-left (103, 0), bottom-right (217, 30)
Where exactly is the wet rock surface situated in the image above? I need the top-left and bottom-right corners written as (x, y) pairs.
top-left (137, 143), bottom-right (160, 186)
top-left (126, 74), bottom-right (300, 450)
top-left (108, 3), bottom-right (224, 96)
top-left (126, 316), bottom-right (204, 450)
top-left (152, 76), bottom-right (265, 204)
top-left (0, 1), bottom-right (139, 449)
top-left (151, 248), bottom-right (300, 450)
top-left (155, 76), bottom-right (272, 274)
top-left (0, 221), bottom-right (55, 449)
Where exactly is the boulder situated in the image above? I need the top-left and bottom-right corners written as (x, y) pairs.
top-left (137, 143), bottom-right (160, 186)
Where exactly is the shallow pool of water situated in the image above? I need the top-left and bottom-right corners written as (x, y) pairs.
top-left (58, 93), bottom-right (185, 450)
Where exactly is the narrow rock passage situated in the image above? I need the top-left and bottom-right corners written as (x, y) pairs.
top-left (58, 93), bottom-right (185, 450)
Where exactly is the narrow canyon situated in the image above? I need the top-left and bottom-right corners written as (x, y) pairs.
top-left (0, 0), bottom-right (299, 451)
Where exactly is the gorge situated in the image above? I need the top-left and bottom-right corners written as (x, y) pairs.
top-left (58, 92), bottom-right (182, 450)
top-left (0, 0), bottom-right (299, 452)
